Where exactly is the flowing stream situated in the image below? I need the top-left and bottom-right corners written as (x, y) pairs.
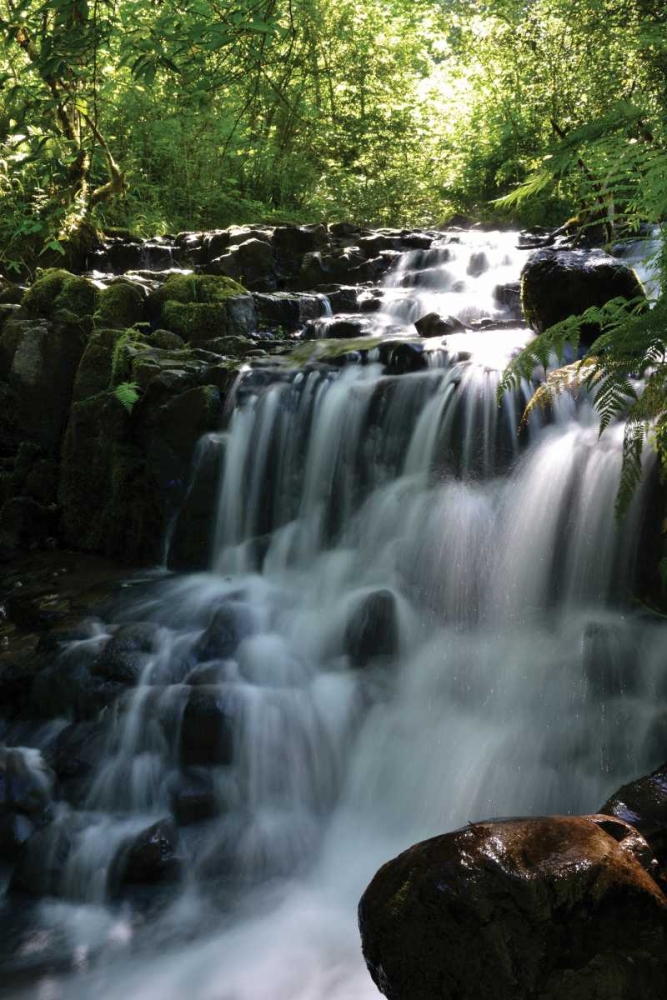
top-left (7, 230), bottom-right (667, 999)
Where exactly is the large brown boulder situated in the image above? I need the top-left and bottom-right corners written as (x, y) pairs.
top-left (521, 248), bottom-right (645, 346)
top-left (359, 815), bottom-right (667, 1000)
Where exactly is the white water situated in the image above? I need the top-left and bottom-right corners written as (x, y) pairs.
top-left (10, 231), bottom-right (667, 1000)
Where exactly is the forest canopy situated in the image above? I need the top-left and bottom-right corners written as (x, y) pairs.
top-left (0, 0), bottom-right (665, 271)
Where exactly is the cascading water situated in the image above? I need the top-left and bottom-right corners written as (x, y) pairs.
top-left (7, 230), bottom-right (667, 1000)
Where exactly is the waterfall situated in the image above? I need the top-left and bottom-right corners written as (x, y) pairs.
top-left (10, 231), bottom-right (666, 1000)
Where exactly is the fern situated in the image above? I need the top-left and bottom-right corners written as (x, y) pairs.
top-left (501, 291), bottom-right (667, 516)
top-left (114, 381), bottom-right (140, 413)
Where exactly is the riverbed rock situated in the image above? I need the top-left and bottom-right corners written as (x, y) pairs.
top-left (180, 686), bottom-right (235, 766)
top-left (194, 604), bottom-right (253, 662)
top-left (109, 818), bottom-right (182, 893)
top-left (0, 748), bottom-right (53, 818)
top-left (521, 248), bottom-right (646, 345)
top-left (359, 814), bottom-right (667, 1000)
top-left (345, 589), bottom-right (399, 668)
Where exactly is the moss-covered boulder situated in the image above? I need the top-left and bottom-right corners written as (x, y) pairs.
top-left (59, 391), bottom-right (159, 561)
top-left (521, 249), bottom-right (646, 346)
top-left (21, 269), bottom-right (98, 321)
top-left (147, 274), bottom-right (256, 343)
top-left (72, 328), bottom-right (127, 402)
top-left (0, 278), bottom-right (24, 306)
top-left (0, 316), bottom-right (89, 452)
top-left (94, 281), bottom-right (145, 329)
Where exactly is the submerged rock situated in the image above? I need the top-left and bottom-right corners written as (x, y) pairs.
top-left (180, 686), bottom-right (235, 766)
top-left (109, 818), bottom-right (182, 893)
top-left (521, 248), bottom-right (645, 345)
top-left (345, 589), bottom-right (399, 668)
top-left (359, 815), bottom-right (667, 1000)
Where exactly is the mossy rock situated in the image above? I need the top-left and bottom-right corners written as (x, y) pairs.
top-left (73, 328), bottom-right (127, 401)
top-left (21, 269), bottom-right (98, 320)
top-left (94, 282), bottom-right (145, 330)
top-left (0, 278), bottom-right (24, 306)
top-left (150, 329), bottom-right (185, 350)
top-left (110, 328), bottom-right (149, 385)
top-left (147, 274), bottom-right (255, 343)
top-left (59, 391), bottom-right (160, 561)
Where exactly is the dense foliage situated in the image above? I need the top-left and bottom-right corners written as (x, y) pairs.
top-left (0, 0), bottom-right (664, 267)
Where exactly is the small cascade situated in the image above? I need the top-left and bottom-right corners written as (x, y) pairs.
top-left (7, 230), bottom-right (667, 1000)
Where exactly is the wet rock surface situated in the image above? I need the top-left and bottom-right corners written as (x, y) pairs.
top-left (521, 248), bottom-right (646, 344)
top-left (359, 815), bottom-right (667, 1000)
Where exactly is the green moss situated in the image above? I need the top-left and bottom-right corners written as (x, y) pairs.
top-left (94, 282), bottom-right (145, 329)
top-left (156, 273), bottom-right (246, 306)
top-left (111, 328), bottom-right (148, 384)
top-left (160, 301), bottom-right (228, 340)
top-left (73, 328), bottom-right (126, 401)
top-left (289, 336), bottom-right (384, 366)
top-left (148, 273), bottom-right (249, 343)
top-left (22, 269), bottom-right (98, 319)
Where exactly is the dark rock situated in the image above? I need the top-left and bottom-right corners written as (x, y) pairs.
top-left (50, 720), bottom-right (109, 803)
top-left (180, 686), bottom-right (235, 766)
top-left (0, 315), bottom-right (88, 452)
top-left (273, 224), bottom-right (327, 263)
top-left (0, 498), bottom-right (59, 558)
top-left (109, 818), bottom-right (182, 892)
top-left (493, 281), bottom-right (522, 320)
top-left (0, 748), bottom-right (53, 817)
top-left (414, 312), bottom-right (460, 338)
top-left (253, 291), bottom-right (325, 331)
top-left (521, 248), bottom-right (646, 345)
top-left (359, 815), bottom-right (667, 1000)
top-left (0, 813), bottom-right (36, 861)
top-left (170, 769), bottom-right (221, 825)
top-left (194, 604), bottom-right (253, 662)
top-left (91, 623), bottom-right (160, 685)
top-left (345, 589), bottom-right (399, 668)
top-left (601, 763), bottom-right (667, 867)
top-left (314, 285), bottom-right (359, 313)
top-left (9, 815), bottom-right (80, 896)
top-left (466, 250), bottom-right (489, 277)
top-left (379, 341), bottom-right (428, 375)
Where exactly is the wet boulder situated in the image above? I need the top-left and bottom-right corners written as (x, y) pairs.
top-left (109, 818), bottom-right (182, 893)
top-left (601, 763), bottom-right (667, 867)
top-left (521, 248), bottom-right (646, 345)
top-left (180, 686), bottom-right (235, 766)
top-left (91, 622), bottom-right (161, 685)
top-left (466, 250), bottom-right (489, 277)
top-left (414, 313), bottom-right (461, 338)
top-left (493, 280), bottom-right (522, 320)
top-left (253, 291), bottom-right (326, 332)
top-left (50, 719), bottom-right (110, 804)
top-left (9, 814), bottom-right (82, 896)
top-left (345, 589), bottom-right (399, 668)
top-left (169, 768), bottom-right (221, 825)
top-left (0, 748), bottom-right (53, 818)
top-left (315, 285), bottom-right (359, 314)
top-left (194, 604), bottom-right (254, 662)
top-left (359, 815), bottom-right (667, 1000)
